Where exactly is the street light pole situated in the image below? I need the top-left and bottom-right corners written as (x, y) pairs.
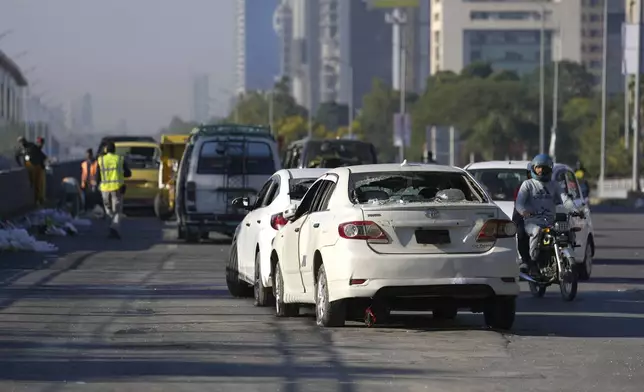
top-left (599, 0), bottom-right (608, 189)
top-left (549, 27), bottom-right (560, 161)
top-left (539, 5), bottom-right (546, 154)
top-left (348, 65), bottom-right (354, 137)
top-left (385, 8), bottom-right (408, 162)
top-left (633, 0), bottom-right (643, 192)
top-left (268, 90), bottom-right (274, 131)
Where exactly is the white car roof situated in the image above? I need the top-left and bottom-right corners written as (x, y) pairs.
top-left (280, 168), bottom-right (329, 179)
top-left (326, 163), bottom-right (465, 176)
top-left (464, 160), bottom-right (573, 172)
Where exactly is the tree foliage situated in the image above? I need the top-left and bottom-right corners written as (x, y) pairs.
top-left (161, 61), bottom-right (640, 178)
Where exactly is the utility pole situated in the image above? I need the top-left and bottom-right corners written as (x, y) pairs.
top-left (385, 8), bottom-right (408, 161)
top-left (633, 0), bottom-right (643, 191)
top-left (539, 4), bottom-right (546, 154)
top-left (348, 65), bottom-right (354, 137)
top-left (549, 27), bottom-right (560, 161)
top-left (268, 90), bottom-right (274, 131)
top-left (599, 0), bottom-right (609, 188)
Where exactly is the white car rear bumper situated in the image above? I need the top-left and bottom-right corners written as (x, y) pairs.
top-left (323, 241), bottom-right (520, 302)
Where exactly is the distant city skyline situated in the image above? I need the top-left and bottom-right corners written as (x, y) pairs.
top-left (0, 0), bottom-right (236, 134)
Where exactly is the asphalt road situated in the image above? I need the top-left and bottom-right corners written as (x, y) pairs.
top-left (0, 209), bottom-right (642, 392)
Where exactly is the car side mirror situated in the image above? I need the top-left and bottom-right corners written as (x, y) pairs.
top-left (231, 197), bottom-right (252, 210)
top-left (283, 202), bottom-right (299, 221)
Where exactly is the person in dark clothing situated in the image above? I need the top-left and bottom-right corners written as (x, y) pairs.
top-left (512, 162), bottom-right (532, 266)
top-left (15, 137), bottom-right (48, 205)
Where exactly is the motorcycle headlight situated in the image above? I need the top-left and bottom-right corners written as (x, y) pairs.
top-left (554, 221), bottom-right (569, 232)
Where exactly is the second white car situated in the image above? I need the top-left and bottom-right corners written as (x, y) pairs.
top-left (226, 168), bottom-right (328, 306)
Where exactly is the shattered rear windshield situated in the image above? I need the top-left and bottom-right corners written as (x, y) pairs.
top-left (348, 171), bottom-right (487, 204)
top-left (288, 178), bottom-right (317, 200)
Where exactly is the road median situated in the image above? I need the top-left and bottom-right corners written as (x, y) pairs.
top-left (0, 160), bottom-right (83, 220)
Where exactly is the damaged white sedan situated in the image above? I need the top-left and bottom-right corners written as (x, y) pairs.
top-left (269, 162), bottom-right (520, 329)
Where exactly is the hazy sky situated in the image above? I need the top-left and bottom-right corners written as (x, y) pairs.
top-left (0, 0), bottom-right (236, 133)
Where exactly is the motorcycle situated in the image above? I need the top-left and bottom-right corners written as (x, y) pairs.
top-left (520, 211), bottom-right (585, 302)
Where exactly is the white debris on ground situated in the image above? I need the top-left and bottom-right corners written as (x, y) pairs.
top-left (0, 209), bottom-right (92, 253)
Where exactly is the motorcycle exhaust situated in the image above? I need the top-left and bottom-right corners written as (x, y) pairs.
top-left (519, 272), bottom-right (538, 283)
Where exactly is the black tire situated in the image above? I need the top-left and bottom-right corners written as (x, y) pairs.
top-left (273, 262), bottom-right (299, 317)
top-left (578, 239), bottom-right (593, 281)
top-left (559, 259), bottom-right (579, 302)
top-left (528, 281), bottom-right (547, 298)
top-left (253, 251), bottom-right (274, 307)
top-left (185, 226), bottom-right (200, 243)
top-left (315, 264), bottom-right (346, 327)
top-left (484, 296), bottom-right (516, 330)
top-left (226, 240), bottom-right (252, 298)
top-left (154, 193), bottom-right (173, 221)
top-left (432, 306), bottom-right (458, 320)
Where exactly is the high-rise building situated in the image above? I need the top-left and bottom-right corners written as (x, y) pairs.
top-left (289, 0), bottom-right (320, 112)
top-left (70, 93), bottom-right (94, 133)
top-left (430, 0), bottom-right (583, 76)
top-left (192, 74), bottom-right (210, 123)
top-left (235, 0), bottom-right (281, 94)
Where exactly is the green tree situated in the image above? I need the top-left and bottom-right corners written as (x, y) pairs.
top-left (358, 78), bottom-right (401, 163)
top-left (460, 61), bottom-right (494, 79)
top-left (158, 116), bottom-right (199, 135)
top-left (315, 101), bottom-right (349, 132)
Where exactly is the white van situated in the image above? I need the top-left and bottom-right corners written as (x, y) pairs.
top-left (174, 124), bottom-right (282, 242)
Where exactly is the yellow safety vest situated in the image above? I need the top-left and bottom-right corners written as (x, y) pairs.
top-left (98, 153), bottom-right (125, 192)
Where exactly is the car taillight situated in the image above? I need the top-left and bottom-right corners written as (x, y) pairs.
top-left (270, 213), bottom-right (288, 230)
top-left (186, 181), bottom-right (196, 202)
top-left (477, 219), bottom-right (517, 242)
top-left (338, 221), bottom-right (389, 243)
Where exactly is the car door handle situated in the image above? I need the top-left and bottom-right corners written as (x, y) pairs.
top-left (245, 223), bottom-right (250, 227)
top-left (294, 228), bottom-right (300, 232)
top-left (313, 223), bottom-right (320, 228)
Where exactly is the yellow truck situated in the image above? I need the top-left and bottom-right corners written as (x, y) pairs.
top-left (154, 134), bottom-right (189, 220)
top-left (113, 141), bottom-right (161, 209)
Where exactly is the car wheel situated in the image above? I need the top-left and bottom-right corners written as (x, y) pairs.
top-left (432, 306), bottom-right (458, 320)
top-left (185, 227), bottom-right (200, 243)
top-left (273, 262), bottom-right (298, 317)
top-left (154, 193), bottom-right (172, 221)
top-left (484, 296), bottom-right (516, 330)
top-left (315, 264), bottom-right (346, 327)
top-left (226, 240), bottom-right (252, 298)
top-left (578, 239), bottom-right (593, 281)
top-left (254, 251), bottom-right (274, 307)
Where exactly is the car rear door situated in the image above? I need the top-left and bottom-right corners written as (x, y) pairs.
top-left (238, 178), bottom-right (275, 276)
top-left (297, 176), bottom-right (337, 292)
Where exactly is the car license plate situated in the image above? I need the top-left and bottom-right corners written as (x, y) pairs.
top-left (415, 229), bottom-right (450, 245)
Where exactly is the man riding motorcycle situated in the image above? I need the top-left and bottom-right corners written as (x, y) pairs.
top-left (514, 154), bottom-right (583, 274)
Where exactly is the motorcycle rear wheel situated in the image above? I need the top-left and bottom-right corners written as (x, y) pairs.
top-left (559, 258), bottom-right (578, 302)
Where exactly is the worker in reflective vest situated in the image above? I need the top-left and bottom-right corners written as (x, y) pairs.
top-left (81, 148), bottom-right (99, 211)
top-left (96, 142), bottom-right (131, 239)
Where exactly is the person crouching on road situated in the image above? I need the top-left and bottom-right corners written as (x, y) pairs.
top-left (81, 148), bottom-right (99, 212)
top-left (96, 142), bottom-right (131, 239)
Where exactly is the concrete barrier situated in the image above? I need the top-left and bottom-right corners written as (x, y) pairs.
top-left (0, 159), bottom-right (83, 219)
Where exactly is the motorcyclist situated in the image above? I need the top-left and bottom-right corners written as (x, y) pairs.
top-left (512, 162), bottom-right (532, 267)
top-left (515, 154), bottom-right (583, 274)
